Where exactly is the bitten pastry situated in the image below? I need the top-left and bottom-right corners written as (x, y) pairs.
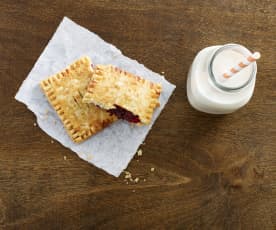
top-left (82, 65), bottom-right (162, 125)
top-left (40, 57), bottom-right (117, 143)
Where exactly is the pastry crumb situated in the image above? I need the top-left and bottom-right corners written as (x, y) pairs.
top-left (143, 178), bottom-right (146, 182)
top-left (64, 156), bottom-right (67, 160)
top-left (132, 190), bottom-right (136, 192)
top-left (150, 167), bottom-right (155, 172)
top-left (124, 170), bottom-right (141, 184)
top-left (124, 171), bottom-right (132, 179)
top-left (33, 122), bottom-right (37, 127)
top-left (125, 174), bottom-right (131, 179)
top-left (136, 159), bottom-right (139, 162)
top-left (161, 71), bottom-right (165, 74)
top-left (137, 149), bottom-right (143, 156)
top-left (51, 140), bottom-right (54, 144)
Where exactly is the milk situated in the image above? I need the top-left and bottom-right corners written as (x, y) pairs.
top-left (187, 44), bottom-right (257, 114)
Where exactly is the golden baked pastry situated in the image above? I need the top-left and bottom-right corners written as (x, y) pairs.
top-left (83, 65), bottom-right (162, 125)
top-left (40, 57), bottom-right (117, 143)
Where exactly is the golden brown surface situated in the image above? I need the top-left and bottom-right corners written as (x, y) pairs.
top-left (1, 0), bottom-right (276, 229)
top-left (83, 65), bottom-right (162, 125)
top-left (40, 57), bottom-right (117, 143)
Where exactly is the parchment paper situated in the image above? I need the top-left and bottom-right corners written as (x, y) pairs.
top-left (15, 17), bottom-right (176, 177)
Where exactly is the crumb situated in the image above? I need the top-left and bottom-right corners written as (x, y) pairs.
top-left (125, 174), bottom-right (131, 179)
top-left (64, 156), bottom-right (67, 160)
top-left (51, 140), bottom-right (54, 144)
top-left (137, 149), bottom-right (143, 156)
top-left (143, 179), bottom-right (146, 182)
top-left (136, 159), bottom-right (139, 162)
top-left (150, 167), bottom-right (155, 172)
top-left (161, 71), bottom-right (165, 74)
top-left (33, 122), bottom-right (37, 127)
top-left (134, 177), bottom-right (139, 183)
top-left (124, 171), bottom-right (132, 179)
top-left (130, 178), bottom-right (133, 182)
top-left (126, 181), bottom-right (129, 185)
top-left (132, 190), bottom-right (136, 192)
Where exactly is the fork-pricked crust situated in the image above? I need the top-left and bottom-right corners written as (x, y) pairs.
top-left (40, 57), bottom-right (117, 143)
top-left (83, 65), bottom-right (162, 125)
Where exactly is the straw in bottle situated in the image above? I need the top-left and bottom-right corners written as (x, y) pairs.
top-left (223, 52), bottom-right (261, 79)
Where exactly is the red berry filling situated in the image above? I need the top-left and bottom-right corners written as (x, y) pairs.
top-left (108, 105), bottom-right (140, 123)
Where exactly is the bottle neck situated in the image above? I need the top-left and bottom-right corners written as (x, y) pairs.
top-left (208, 44), bottom-right (257, 92)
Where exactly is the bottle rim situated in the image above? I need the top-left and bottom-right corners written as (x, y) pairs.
top-left (208, 43), bottom-right (257, 92)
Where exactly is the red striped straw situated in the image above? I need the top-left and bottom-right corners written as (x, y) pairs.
top-left (223, 52), bottom-right (261, 79)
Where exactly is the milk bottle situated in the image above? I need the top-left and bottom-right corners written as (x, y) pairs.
top-left (187, 44), bottom-right (259, 114)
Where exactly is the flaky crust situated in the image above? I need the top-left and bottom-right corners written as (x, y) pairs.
top-left (40, 57), bottom-right (117, 143)
top-left (83, 65), bottom-right (162, 125)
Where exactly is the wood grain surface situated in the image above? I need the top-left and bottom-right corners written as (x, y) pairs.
top-left (1, 0), bottom-right (276, 229)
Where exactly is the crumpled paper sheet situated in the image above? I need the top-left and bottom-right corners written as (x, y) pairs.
top-left (15, 17), bottom-right (176, 177)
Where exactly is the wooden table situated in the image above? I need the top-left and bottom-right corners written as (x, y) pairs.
top-left (1, 0), bottom-right (275, 229)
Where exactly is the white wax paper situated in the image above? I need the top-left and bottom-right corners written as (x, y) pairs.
top-left (15, 17), bottom-right (175, 177)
